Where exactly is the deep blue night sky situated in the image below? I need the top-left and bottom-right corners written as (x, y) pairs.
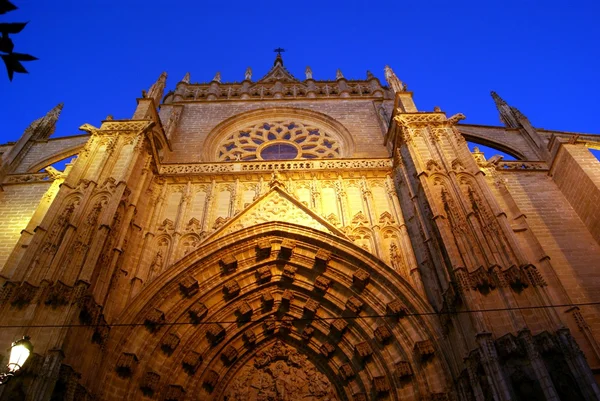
top-left (2, 1), bottom-right (599, 156)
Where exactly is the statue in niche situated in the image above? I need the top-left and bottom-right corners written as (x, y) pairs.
top-left (390, 242), bottom-right (403, 272)
top-left (245, 67), bottom-right (252, 81)
top-left (148, 250), bottom-right (163, 281)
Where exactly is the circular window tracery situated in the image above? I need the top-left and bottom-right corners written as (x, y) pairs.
top-left (217, 121), bottom-right (341, 161)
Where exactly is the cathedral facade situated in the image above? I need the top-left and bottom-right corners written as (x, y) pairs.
top-left (1, 55), bottom-right (600, 400)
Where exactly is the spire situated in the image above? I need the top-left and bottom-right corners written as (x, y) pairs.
top-left (147, 72), bottom-right (167, 105)
top-left (490, 91), bottom-right (521, 128)
top-left (384, 65), bottom-right (405, 93)
top-left (181, 72), bottom-right (190, 84)
top-left (24, 103), bottom-right (64, 140)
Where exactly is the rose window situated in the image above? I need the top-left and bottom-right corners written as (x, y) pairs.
top-left (216, 121), bottom-right (341, 161)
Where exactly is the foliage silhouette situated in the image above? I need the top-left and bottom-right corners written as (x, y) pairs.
top-left (0, 0), bottom-right (37, 81)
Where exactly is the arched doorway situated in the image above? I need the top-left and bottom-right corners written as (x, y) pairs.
top-left (99, 223), bottom-right (452, 400)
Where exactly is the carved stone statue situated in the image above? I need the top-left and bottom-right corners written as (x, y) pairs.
top-left (305, 66), bottom-right (313, 80)
top-left (245, 67), bottom-right (252, 81)
top-left (336, 69), bottom-right (344, 80)
top-left (384, 65), bottom-right (405, 93)
top-left (212, 71), bottom-right (221, 83)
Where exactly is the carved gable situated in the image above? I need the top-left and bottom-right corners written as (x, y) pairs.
top-left (256, 57), bottom-right (300, 84)
top-left (203, 186), bottom-right (348, 243)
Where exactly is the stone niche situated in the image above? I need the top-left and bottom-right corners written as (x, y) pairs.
top-left (222, 340), bottom-right (340, 400)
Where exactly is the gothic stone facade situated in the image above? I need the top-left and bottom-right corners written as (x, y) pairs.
top-left (1, 57), bottom-right (600, 401)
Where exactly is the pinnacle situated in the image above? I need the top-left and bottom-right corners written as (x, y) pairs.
top-left (274, 53), bottom-right (284, 66)
top-left (490, 91), bottom-right (507, 106)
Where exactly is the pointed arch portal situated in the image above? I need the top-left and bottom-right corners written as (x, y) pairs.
top-left (101, 222), bottom-right (451, 400)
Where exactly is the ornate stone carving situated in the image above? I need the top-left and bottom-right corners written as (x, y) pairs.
top-left (262, 292), bottom-right (274, 308)
top-left (330, 319), bottom-right (348, 335)
top-left (188, 301), bottom-right (208, 322)
top-left (339, 363), bottom-right (354, 380)
top-left (279, 239), bottom-right (296, 259)
top-left (281, 289), bottom-right (294, 305)
top-left (243, 330), bottom-right (257, 345)
top-left (374, 325), bottom-right (392, 343)
top-left (302, 325), bottom-right (315, 341)
top-left (256, 239), bottom-right (272, 258)
top-left (414, 340), bottom-right (435, 360)
top-left (164, 384), bottom-right (185, 401)
top-left (264, 315), bottom-right (277, 333)
top-left (280, 315), bottom-right (294, 333)
top-left (222, 345), bottom-right (238, 365)
top-left (256, 266), bottom-right (272, 282)
top-left (373, 376), bottom-right (390, 395)
top-left (354, 341), bottom-right (373, 360)
top-left (116, 353), bottom-right (138, 377)
top-left (394, 361), bottom-right (413, 379)
top-left (11, 282), bottom-right (38, 307)
top-left (314, 248), bottom-right (331, 267)
top-left (534, 331), bottom-right (557, 355)
top-left (237, 301), bottom-right (253, 321)
top-left (386, 298), bottom-right (408, 318)
top-left (219, 254), bottom-right (238, 272)
top-left (304, 298), bottom-right (320, 315)
top-left (320, 343), bottom-right (335, 358)
top-left (282, 265), bottom-right (297, 280)
top-left (352, 269), bottom-right (370, 290)
top-left (44, 281), bottom-right (73, 306)
top-left (495, 333), bottom-right (524, 359)
top-left (206, 323), bottom-right (226, 345)
top-left (144, 308), bottom-right (165, 332)
top-left (140, 371), bottom-right (160, 395)
top-left (160, 158), bottom-right (392, 175)
top-left (223, 340), bottom-right (339, 400)
top-left (182, 351), bottom-right (202, 374)
top-left (223, 280), bottom-right (241, 298)
top-left (179, 275), bottom-right (199, 297)
top-left (161, 333), bottom-right (180, 354)
top-left (346, 296), bottom-right (364, 314)
top-left (204, 369), bottom-right (219, 390)
top-left (314, 275), bottom-right (332, 292)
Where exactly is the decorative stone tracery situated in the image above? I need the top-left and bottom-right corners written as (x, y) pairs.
top-left (217, 121), bottom-right (341, 161)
